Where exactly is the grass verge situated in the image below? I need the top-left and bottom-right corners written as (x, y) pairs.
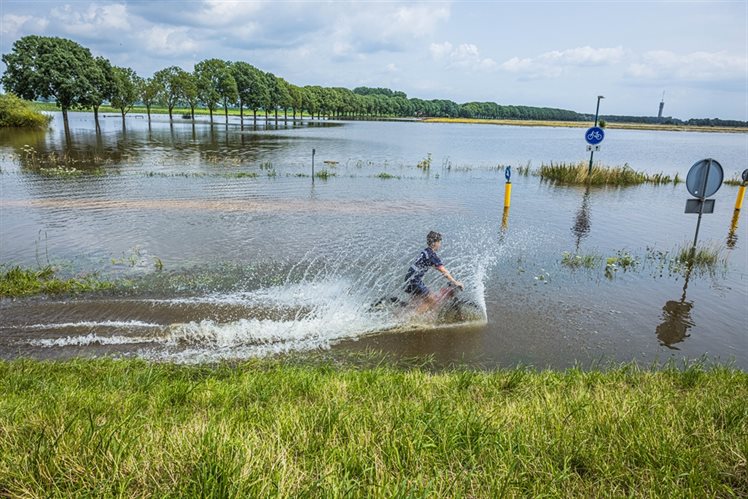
top-left (423, 117), bottom-right (748, 133)
top-left (0, 358), bottom-right (745, 496)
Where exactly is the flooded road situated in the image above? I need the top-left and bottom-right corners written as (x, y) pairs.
top-left (1, 112), bottom-right (746, 367)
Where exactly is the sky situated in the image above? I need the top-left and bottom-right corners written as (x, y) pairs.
top-left (1, 0), bottom-right (746, 120)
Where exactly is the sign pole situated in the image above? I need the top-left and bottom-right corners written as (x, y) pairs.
top-left (691, 159), bottom-right (711, 253)
top-left (588, 95), bottom-right (604, 175)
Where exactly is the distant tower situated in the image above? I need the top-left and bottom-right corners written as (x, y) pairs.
top-left (657, 91), bottom-right (665, 119)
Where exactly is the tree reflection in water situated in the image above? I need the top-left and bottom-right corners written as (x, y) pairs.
top-left (572, 185), bottom-right (591, 252)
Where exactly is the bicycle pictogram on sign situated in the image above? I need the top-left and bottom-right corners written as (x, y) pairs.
top-left (585, 126), bottom-right (605, 145)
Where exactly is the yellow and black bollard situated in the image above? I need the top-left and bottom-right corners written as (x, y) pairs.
top-left (734, 184), bottom-right (746, 211)
top-left (503, 165), bottom-right (512, 208)
top-left (735, 169), bottom-right (748, 211)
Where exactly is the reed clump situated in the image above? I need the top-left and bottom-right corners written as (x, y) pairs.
top-left (0, 359), bottom-right (745, 496)
top-left (375, 172), bottom-right (399, 179)
top-left (539, 161), bottom-right (679, 186)
top-left (315, 169), bottom-right (335, 179)
top-left (675, 243), bottom-right (726, 270)
top-left (417, 153), bottom-right (432, 169)
top-left (724, 175), bottom-right (745, 186)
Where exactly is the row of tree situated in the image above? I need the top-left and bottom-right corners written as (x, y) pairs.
top-left (2, 35), bottom-right (746, 130)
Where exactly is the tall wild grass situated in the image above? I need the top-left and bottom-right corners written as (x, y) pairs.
top-left (539, 161), bottom-right (680, 186)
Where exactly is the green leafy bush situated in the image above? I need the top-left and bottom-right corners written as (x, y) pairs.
top-left (0, 93), bottom-right (52, 128)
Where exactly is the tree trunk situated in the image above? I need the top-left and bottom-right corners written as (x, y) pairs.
top-left (253, 109), bottom-right (257, 124)
top-left (284, 109), bottom-right (287, 122)
top-left (62, 107), bottom-right (71, 137)
top-left (275, 109), bottom-right (278, 124)
top-left (168, 105), bottom-right (174, 121)
top-left (293, 108), bottom-right (296, 121)
top-left (239, 101), bottom-right (244, 123)
top-left (209, 108), bottom-right (214, 123)
top-left (191, 106), bottom-right (195, 121)
top-left (121, 110), bottom-right (126, 128)
top-left (224, 104), bottom-right (229, 124)
top-left (146, 105), bottom-right (151, 121)
top-left (93, 105), bottom-right (100, 130)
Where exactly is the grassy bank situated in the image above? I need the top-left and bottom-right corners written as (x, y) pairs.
top-left (424, 117), bottom-right (748, 133)
top-left (0, 358), bottom-right (745, 496)
top-left (0, 265), bottom-right (114, 298)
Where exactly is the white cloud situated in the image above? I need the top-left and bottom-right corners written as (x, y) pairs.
top-left (540, 46), bottom-right (624, 66)
top-left (392, 5), bottom-right (450, 36)
top-left (386, 63), bottom-right (398, 73)
top-left (500, 46), bottom-right (625, 79)
top-left (333, 40), bottom-right (354, 57)
top-left (202, 0), bottom-right (265, 19)
top-left (50, 3), bottom-right (130, 37)
top-left (625, 50), bottom-right (747, 82)
top-left (1, 14), bottom-right (49, 38)
top-left (430, 42), bottom-right (496, 71)
top-left (139, 26), bottom-right (198, 57)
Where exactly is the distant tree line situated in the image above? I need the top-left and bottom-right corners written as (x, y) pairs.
top-left (2, 35), bottom-right (745, 130)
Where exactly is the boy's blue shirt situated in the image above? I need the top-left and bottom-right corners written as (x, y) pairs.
top-left (404, 247), bottom-right (443, 283)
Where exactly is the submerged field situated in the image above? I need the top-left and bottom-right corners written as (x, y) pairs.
top-left (0, 358), bottom-right (746, 496)
top-left (1, 113), bottom-right (745, 368)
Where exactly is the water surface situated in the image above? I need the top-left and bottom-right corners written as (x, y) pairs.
top-left (1, 112), bottom-right (746, 367)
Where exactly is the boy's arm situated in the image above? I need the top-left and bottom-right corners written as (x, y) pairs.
top-left (436, 265), bottom-right (463, 289)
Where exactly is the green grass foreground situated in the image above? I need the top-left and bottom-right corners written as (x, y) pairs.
top-left (0, 359), bottom-right (745, 496)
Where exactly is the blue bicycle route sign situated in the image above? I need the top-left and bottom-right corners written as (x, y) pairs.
top-left (585, 126), bottom-right (605, 145)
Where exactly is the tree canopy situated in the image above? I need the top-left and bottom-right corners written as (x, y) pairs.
top-left (3, 35), bottom-right (745, 128)
top-left (1, 36), bottom-right (101, 126)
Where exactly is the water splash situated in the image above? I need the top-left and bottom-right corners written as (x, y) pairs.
top-left (13, 217), bottom-right (507, 362)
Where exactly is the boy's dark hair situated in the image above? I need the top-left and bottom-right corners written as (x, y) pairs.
top-left (427, 231), bottom-right (442, 246)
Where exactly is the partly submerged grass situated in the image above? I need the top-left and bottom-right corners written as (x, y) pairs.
top-left (539, 161), bottom-right (680, 186)
top-left (556, 245), bottom-right (727, 280)
top-left (315, 169), bottom-right (336, 179)
top-left (675, 243), bottom-right (727, 270)
top-left (0, 358), bottom-right (745, 497)
top-left (561, 251), bottom-right (601, 269)
top-left (0, 265), bottom-right (114, 298)
top-left (375, 172), bottom-right (400, 179)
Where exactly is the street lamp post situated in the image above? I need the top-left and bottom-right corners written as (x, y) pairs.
top-left (588, 95), bottom-right (604, 175)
